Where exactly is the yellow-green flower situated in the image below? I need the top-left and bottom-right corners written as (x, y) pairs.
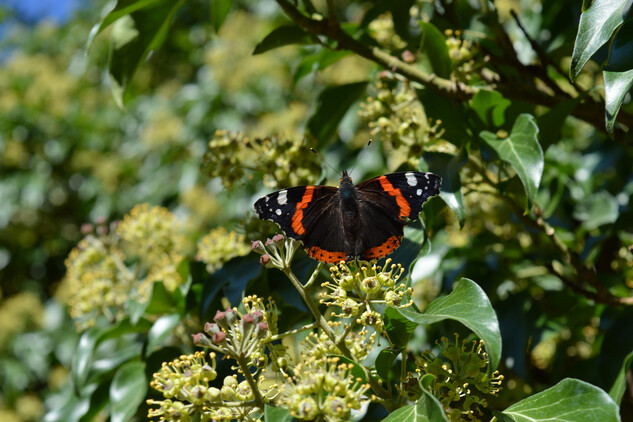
top-left (196, 227), bottom-right (251, 273)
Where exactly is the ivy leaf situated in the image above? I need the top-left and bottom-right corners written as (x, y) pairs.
top-left (495, 378), bottom-right (620, 422)
top-left (604, 68), bottom-right (633, 136)
top-left (394, 278), bottom-right (501, 369)
top-left (417, 22), bottom-right (452, 79)
top-left (573, 190), bottom-right (620, 230)
top-left (470, 90), bottom-right (511, 128)
top-left (110, 361), bottom-right (147, 422)
top-left (108, 0), bottom-right (185, 108)
top-left (609, 350), bottom-right (633, 404)
top-left (211, 0), bottom-right (233, 32)
top-left (264, 405), bottom-right (293, 422)
top-left (381, 387), bottom-right (449, 422)
top-left (253, 25), bottom-right (313, 55)
top-left (145, 313), bottom-right (181, 357)
top-left (384, 307), bottom-right (418, 350)
top-left (570, 0), bottom-right (631, 81)
top-left (307, 81), bottom-right (368, 146)
top-left (480, 114), bottom-right (543, 212)
top-left (375, 349), bottom-right (399, 381)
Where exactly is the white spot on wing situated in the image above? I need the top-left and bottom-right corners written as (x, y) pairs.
top-left (416, 188), bottom-right (422, 196)
top-left (406, 172), bottom-right (417, 186)
top-left (275, 209), bottom-right (282, 216)
top-left (277, 190), bottom-right (288, 205)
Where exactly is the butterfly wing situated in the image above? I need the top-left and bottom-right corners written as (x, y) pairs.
top-left (355, 172), bottom-right (441, 259)
top-left (254, 186), bottom-right (348, 262)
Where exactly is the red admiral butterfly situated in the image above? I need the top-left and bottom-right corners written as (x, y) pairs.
top-left (254, 170), bottom-right (441, 263)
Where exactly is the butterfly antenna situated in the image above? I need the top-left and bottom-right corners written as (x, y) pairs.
top-left (348, 140), bottom-right (372, 177)
top-left (310, 147), bottom-right (341, 176)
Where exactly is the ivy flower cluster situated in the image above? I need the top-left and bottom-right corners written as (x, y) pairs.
top-left (301, 325), bottom-right (376, 363)
top-left (445, 29), bottom-right (483, 84)
top-left (196, 227), bottom-right (251, 273)
top-left (147, 351), bottom-right (263, 421)
top-left (414, 334), bottom-right (504, 421)
top-left (358, 76), bottom-right (446, 168)
top-left (321, 259), bottom-right (413, 332)
top-left (251, 234), bottom-right (301, 271)
top-left (278, 356), bottom-right (370, 421)
top-left (202, 130), bottom-right (320, 190)
top-left (64, 204), bottom-right (188, 330)
top-left (368, 12), bottom-right (407, 50)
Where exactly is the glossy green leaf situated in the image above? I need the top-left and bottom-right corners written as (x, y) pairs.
top-left (604, 68), bottom-right (633, 135)
top-left (384, 307), bottom-right (418, 349)
top-left (211, 0), bottom-right (233, 32)
top-left (480, 114), bottom-right (543, 211)
top-left (496, 378), bottom-right (620, 422)
top-left (253, 25), bottom-right (313, 55)
top-left (470, 90), bottom-right (511, 128)
top-left (71, 325), bottom-right (112, 389)
top-left (307, 81), bottom-right (368, 146)
top-left (110, 361), bottom-right (147, 422)
top-left (605, 17), bottom-right (633, 71)
top-left (609, 350), bottom-right (633, 403)
top-left (388, 219), bottom-right (429, 281)
top-left (146, 313), bottom-right (181, 356)
top-left (573, 190), bottom-right (620, 230)
top-left (422, 150), bottom-right (467, 227)
top-left (417, 22), bottom-right (452, 79)
top-left (264, 404), bottom-right (293, 422)
top-left (144, 281), bottom-right (176, 315)
top-left (382, 387), bottom-right (449, 422)
top-left (570, 0), bottom-right (631, 80)
top-left (394, 278), bottom-right (501, 369)
top-left (376, 349), bottom-right (398, 381)
top-left (87, 0), bottom-right (161, 50)
top-left (108, 0), bottom-right (185, 108)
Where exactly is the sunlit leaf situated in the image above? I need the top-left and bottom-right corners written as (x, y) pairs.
top-left (145, 313), bottom-right (181, 356)
top-left (110, 361), bottom-right (147, 422)
top-left (604, 68), bottom-right (633, 136)
top-left (417, 22), bottom-right (452, 79)
top-left (381, 388), bottom-right (449, 422)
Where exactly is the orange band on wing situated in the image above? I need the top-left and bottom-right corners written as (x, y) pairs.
top-left (306, 246), bottom-right (346, 263)
top-left (291, 186), bottom-right (315, 235)
top-left (363, 235), bottom-right (402, 259)
top-left (378, 176), bottom-right (411, 218)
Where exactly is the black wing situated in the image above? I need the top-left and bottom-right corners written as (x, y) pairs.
top-left (355, 172), bottom-right (441, 259)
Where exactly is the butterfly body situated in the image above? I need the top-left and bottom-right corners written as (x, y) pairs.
top-left (254, 171), bottom-right (441, 263)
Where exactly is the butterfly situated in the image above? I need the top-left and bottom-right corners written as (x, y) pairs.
top-left (254, 171), bottom-right (441, 263)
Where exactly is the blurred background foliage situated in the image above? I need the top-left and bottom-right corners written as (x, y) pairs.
top-left (0, 0), bottom-right (632, 421)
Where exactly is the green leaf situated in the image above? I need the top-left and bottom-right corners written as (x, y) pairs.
top-left (570, 0), bottom-right (630, 81)
top-left (417, 22), bottom-right (452, 79)
top-left (376, 349), bottom-right (399, 381)
top-left (605, 17), bottom-right (633, 72)
top-left (388, 219), bottom-right (428, 281)
top-left (146, 313), bottom-right (181, 356)
top-left (497, 378), bottom-right (620, 422)
top-left (210, 0), bottom-right (233, 32)
top-left (253, 25), bottom-right (313, 55)
top-left (87, 0), bottom-right (161, 50)
top-left (422, 150), bottom-right (467, 227)
top-left (72, 325), bottom-right (112, 389)
top-left (384, 307), bottom-right (418, 349)
top-left (264, 404), bottom-right (293, 422)
top-left (144, 281), bottom-right (176, 315)
top-left (604, 68), bottom-right (633, 136)
top-left (480, 114), bottom-right (543, 212)
top-left (470, 90), bottom-right (511, 128)
top-left (381, 388), bottom-right (449, 422)
top-left (609, 350), bottom-right (633, 403)
top-left (573, 190), bottom-right (620, 230)
top-left (293, 49), bottom-right (350, 88)
top-left (108, 0), bottom-right (185, 108)
top-left (394, 278), bottom-right (502, 369)
top-left (307, 81), bottom-right (368, 146)
top-left (110, 361), bottom-right (147, 422)
top-left (537, 96), bottom-right (583, 148)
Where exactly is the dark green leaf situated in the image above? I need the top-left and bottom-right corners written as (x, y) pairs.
top-left (376, 349), bottom-right (398, 381)
top-left (388, 219), bottom-right (428, 281)
top-left (381, 387), bottom-right (449, 421)
top-left (211, 0), bottom-right (233, 32)
top-left (384, 307), bottom-right (418, 349)
top-left (537, 96), bottom-right (583, 148)
top-left (570, 0), bottom-right (631, 80)
top-left (497, 378), bottom-right (620, 422)
top-left (605, 17), bottom-right (633, 71)
top-left (87, 0), bottom-right (161, 49)
top-left (394, 278), bottom-right (502, 369)
top-left (470, 90), bottom-right (511, 128)
top-left (417, 22), bottom-right (452, 79)
top-left (422, 150), bottom-right (467, 227)
top-left (145, 313), bottom-right (181, 356)
top-left (108, 0), bottom-right (185, 107)
top-left (609, 350), bottom-right (633, 403)
top-left (480, 114), bottom-right (543, 211)
top-left (253, 25), bottom-right (313, 55)
top-left (604, 68), bottom-right (633, 136)
top-left (264, 404), bottom-right (293, 422)
top-left (110, 361), bottom-right (147, 422)
top-left (144, 281), bottom-right (176, 315)
top-left (307, 81), bottom-right (368, 146)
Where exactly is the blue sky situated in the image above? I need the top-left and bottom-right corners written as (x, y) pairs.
top-left (1, 0), bottom-right (80, 24)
